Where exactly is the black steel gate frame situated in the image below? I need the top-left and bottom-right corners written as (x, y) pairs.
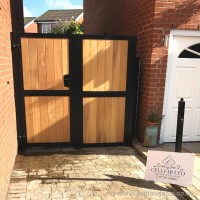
top-left (11, 32), bottom-right (138, 148)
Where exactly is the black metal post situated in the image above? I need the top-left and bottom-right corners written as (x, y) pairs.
top-left (124, 37), bottom-right (137, 145)
top-left (175, 98), bottom-right (185, 152)
top-left (11, 32), bottom-right (27, 150)
top-left (69, 35), bottom-right (83, 147)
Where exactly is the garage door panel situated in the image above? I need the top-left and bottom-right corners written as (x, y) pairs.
top-left (195, 108), bottom-right (200, 137)
top-left (169, 108), bottom-right (192, 139)
top-left (175, 68), bottom-right (195, 98)
top-left (182, 108), bottom-right (193, 138)
top-left (171, 108), bottom-right (178, 138)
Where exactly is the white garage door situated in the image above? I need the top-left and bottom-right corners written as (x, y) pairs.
top-left (163, 34), bottom-right (200, 142)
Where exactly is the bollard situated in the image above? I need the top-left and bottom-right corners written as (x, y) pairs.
top-left (175, 98), bottom-right (185, 152)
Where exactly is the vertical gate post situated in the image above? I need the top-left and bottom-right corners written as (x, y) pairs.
top-left (69, 35), bottom-right (83, 147)
top-left (11, 32), bottom-right (27, 149)
top-left (175, 98), bottom-right (185, 152)
top-left (124, 37), bottom-right (137, 145)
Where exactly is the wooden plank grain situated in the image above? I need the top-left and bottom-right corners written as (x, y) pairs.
top-left (25, 97), bottom-right (34, 143)
top-left (105, 40), bottom-right (113, 91)
top-left (37, 40), bottom-right (48, 142)
top-left (83, 40), bottom-right (91, 91)
top-left (54, 39), bottom-right (63, 90)
top-left (21, 38), bottom-right (30, 90)
top-left (97, 98), bottom-right (105, 143)
top-left (48, 96), bottom-right (57, 142)
top-left (32, 97), bottom-right (41, 143)
top-left (55, 97), bottom-right (64, 142)
top-left (46, 39), bottom-right (54, 90)
top-left (112, 41), bottom-right (121, 91)
top-left (97, 40), bottom-right (106, 91)
top-left (96, 40), bottom-right (106, 142)
top-left (28, 38), bottom-right (38, 89)
top-left (39, 97), bottom-right (49, 143)
top-left (89, 40), bottom-right (98, 91)
top-left (37, 39), bottom-right (46, 90)
top-left (119, 41), bottom-right (128, 91)
top-left (104, 98), bottom-right (112, 142)
top-left (89, 97), bottom-right (97, 143)
top-left (110, 98), bottom-right (118, 142)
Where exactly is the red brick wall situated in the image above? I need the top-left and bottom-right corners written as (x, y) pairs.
top-left (25, 21), bottom-right (37, 33)
top-left (84, 0), bottom-right (200, 142)
top-left (84, 0), bottom-right (155, 36)
top-left (0, 0), bottom-right (23, 199)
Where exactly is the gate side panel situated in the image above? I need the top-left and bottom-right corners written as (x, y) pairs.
top-left (21, 38), bottom-right (69, 90)
top-left (83, 97), bottom-right (125, 143)
top-left (83, 40), bottom-right (128, 92)
top-left (25, 97), bottom-right (70, 143)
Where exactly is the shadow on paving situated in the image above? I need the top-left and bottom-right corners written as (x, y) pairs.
top-left (18, 146), bottom-right (139, 156)
top-left (23, 175), bottom-right (172, 192)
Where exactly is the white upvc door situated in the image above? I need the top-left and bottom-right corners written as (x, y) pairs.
top-left (162, 33), bottom-right (200, 142)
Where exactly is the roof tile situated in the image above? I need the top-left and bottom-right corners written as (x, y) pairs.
top-left (35, 9), bottom-right (83, 22)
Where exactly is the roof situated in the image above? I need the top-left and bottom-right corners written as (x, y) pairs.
top-left (24, 17), bottom-right (37, 26)
top-left (35, 9), bottom-right (83, 22)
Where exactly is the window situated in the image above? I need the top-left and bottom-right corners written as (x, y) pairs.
top-left (179, 43), bottom-right (200, 58)
top-left (42, 23), bottom-right (51, 33)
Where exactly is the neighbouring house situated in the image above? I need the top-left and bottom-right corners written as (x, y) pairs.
top-left (35, 9), bottom-right (83, 33)
top-left (24, 17), bottom-right (37, 33)
top-left (84, 0), bottom-right (200, 143)
top-left (0, 0), bottom-right (24, 199)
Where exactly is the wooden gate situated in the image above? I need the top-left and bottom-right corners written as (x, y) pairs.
top-left (22, 38), bottom-right (70, 143)
top-left (11, 33), bottom-right (137, 146)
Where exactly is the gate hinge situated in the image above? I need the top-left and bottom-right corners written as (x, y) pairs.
top-left (12, 43), bottom-right (21, 48)
top-left (17, 135), bottom-right (27, 150)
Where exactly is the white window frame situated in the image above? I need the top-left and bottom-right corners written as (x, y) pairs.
top-left (42, 23), bottom-right (52, 33)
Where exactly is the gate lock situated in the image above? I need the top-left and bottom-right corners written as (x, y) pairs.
top-left (63, 74), bottom-right (70, 87)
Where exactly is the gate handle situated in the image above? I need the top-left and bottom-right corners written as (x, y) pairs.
top-left (63, 74), bottom-right (70, 87)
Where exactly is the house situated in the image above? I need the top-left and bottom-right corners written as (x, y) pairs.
top-left (84, 0), bottom-right (200, 143)
top-left (34, 9), bottom-right (83, 33)
top-left (0, 0), bottom-right (24, 199)
top-left (1, 0), bottom-right (199, 198)
top-left (24, 17), bottom-right (37, 33)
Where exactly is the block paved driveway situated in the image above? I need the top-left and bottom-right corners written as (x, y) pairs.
top-left (7, 147), bottom-right (186, 200)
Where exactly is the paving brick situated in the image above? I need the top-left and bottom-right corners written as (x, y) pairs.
top-left (7, 147), bottom-right (185, 200)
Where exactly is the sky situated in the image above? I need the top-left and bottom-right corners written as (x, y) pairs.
top-left (23, 0), bottom-right (83, 17)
